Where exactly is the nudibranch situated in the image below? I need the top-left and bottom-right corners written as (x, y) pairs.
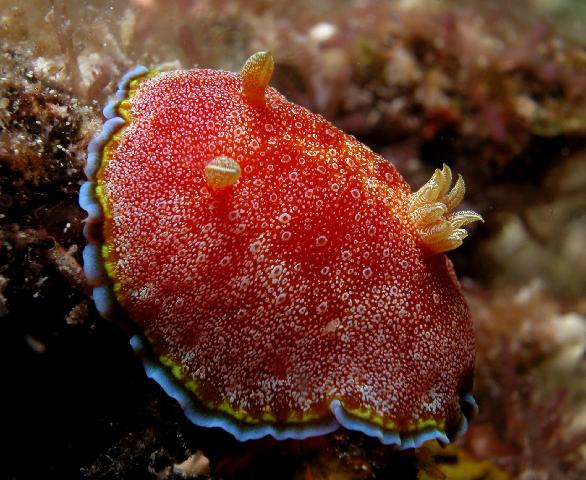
top-left (80, 51), bottom-right (482, 448)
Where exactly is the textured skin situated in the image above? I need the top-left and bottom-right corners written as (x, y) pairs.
top-left (92, 69), bottom-right (475, 440)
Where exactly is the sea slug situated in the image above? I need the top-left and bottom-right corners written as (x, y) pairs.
top-left (80, 51), bottom-right (482, 448)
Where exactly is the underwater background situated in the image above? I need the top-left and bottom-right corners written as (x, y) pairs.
top-left (2, 0), bottom-right (585, 478)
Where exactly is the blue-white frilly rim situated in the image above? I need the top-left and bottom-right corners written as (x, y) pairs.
top-left (80, 65), bottom-right (478, 449)
top-left (130, 333), bottom-right (477, 448)
top-left (80, 65), bottom-right (149, 311)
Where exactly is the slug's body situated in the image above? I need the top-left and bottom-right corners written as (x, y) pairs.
top-left (80, 52), bottom-right (481, 447)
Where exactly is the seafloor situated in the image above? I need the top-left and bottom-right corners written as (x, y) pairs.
top-left (2, 0), bottom-right (585, 479)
